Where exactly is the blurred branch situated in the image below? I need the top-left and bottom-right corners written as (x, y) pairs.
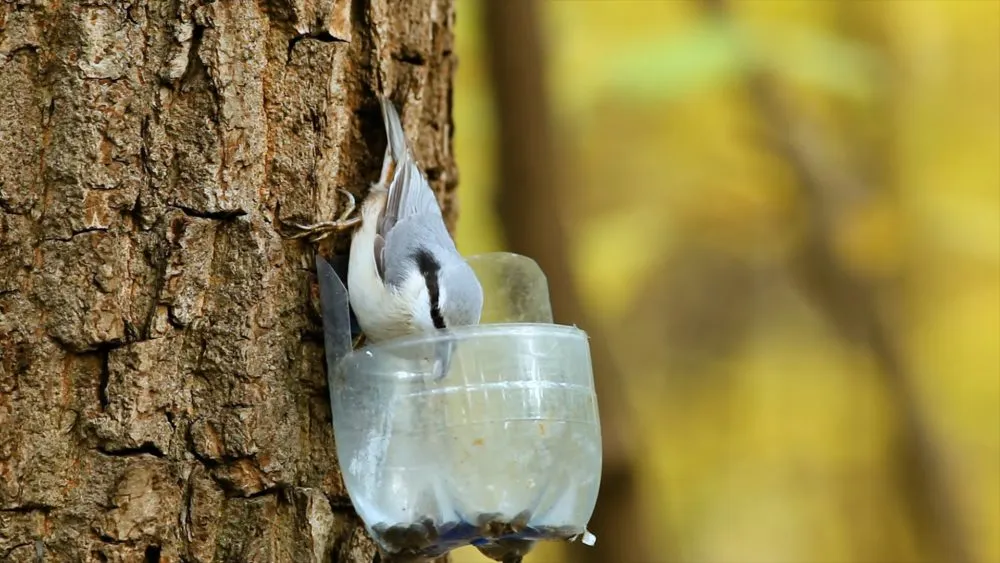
top-left (699, 2), bottom-right (973, 563)
top-left (480, 1), bottom-right (656, 562)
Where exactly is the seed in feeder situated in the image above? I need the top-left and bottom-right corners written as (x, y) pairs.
top-left (510, 510), bottom-right (531, 533)
top-left (370, 514), bottom-right (584, 560)
top-left (373, 522), bottom-right (431, 553)
top-left (418, 517), bottom-right (439, 542)
top-left (476, 538), bottom-right (536, 562)
top-left (553, 525), bottom-right (581, 538)
top-left (475, 512), bottom-right (507, 536)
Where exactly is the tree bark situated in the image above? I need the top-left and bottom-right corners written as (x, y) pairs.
top-left (0, 0), bottom-right (457, 561)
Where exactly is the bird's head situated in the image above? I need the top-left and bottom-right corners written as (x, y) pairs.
top-left (408, 248), bottom-right (483, 332)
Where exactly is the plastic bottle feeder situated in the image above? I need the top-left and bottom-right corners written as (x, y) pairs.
top-left (317, 252), bottom-right (601, 561)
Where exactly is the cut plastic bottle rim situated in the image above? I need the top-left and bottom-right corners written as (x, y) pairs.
top-left (345, 323), bottom-right (587, 361)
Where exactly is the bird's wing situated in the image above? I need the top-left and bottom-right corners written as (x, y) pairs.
top-left (373, 232), bottom-right (386, 281)
top-left (376, 96), bottom-right (443, 242)
top-left (380, 214), bottom-right (455, 290)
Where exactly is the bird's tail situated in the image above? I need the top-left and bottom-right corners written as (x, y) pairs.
top-left (379, 95), bottom-right (409, 164)
top-left (373, 95), bottom-right (443, 231)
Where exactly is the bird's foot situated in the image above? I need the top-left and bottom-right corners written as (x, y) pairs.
top-left (285, 188), bottom-right (362, 242)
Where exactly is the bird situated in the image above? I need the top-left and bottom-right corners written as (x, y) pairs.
top-left (288, 96), bottom-right (483, 344)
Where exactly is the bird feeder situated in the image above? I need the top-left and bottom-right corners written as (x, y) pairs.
top-left (317, 252), bottom-right (601, 561)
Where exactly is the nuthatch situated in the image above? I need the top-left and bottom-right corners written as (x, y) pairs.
top-left (289, 97), bottom-right (483, 344)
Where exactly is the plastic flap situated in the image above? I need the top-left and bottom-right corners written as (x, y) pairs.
top-left (316, 255), bottom-right (353, 376)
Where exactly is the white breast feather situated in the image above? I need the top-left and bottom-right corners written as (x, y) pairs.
top-left (348, 191), bottom-right (434, 342)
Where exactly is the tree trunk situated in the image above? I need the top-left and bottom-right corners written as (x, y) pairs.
top-left (0, 0), bottom-right (457, 561)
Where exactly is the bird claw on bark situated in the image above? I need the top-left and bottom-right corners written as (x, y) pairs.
top-left (284, 188), bottom-right (362, 242)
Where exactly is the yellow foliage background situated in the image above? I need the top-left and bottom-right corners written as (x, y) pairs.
top-left (449, 1), bottom-right (998, 562)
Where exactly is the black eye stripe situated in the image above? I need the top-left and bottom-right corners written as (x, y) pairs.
top-left (414, 250), bottom-right (446, 330)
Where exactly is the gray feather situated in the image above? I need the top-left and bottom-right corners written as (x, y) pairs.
top-left (382, 215), bottom-right (456, 290)
top-left (377, 97), bottom-right (442, 242)
top-left (373, 233), bottom-right (386, 280)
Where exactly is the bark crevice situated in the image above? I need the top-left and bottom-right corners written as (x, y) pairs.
top-left (1, 0), bottom-right (458, 560)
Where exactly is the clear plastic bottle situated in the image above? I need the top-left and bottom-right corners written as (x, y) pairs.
top-left (326, 253), bottom-right (602, 559)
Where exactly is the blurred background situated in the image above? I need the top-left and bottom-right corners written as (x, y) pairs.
top-left (447, 1), bottom-right (999, 563)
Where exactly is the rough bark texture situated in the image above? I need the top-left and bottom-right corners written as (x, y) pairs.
top-left (0, 0), bottom-right (458, 560)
